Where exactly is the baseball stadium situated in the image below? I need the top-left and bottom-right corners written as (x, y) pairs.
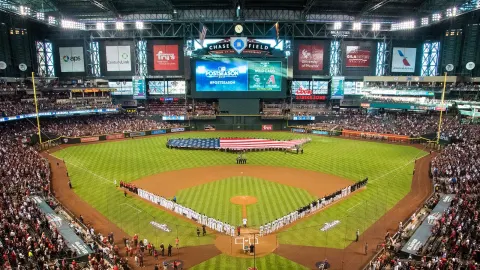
top-left (1, 1), bottom-right (480, 270)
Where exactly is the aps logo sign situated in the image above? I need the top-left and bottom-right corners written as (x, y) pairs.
top-left (62, 55), bottom-right (82, 62)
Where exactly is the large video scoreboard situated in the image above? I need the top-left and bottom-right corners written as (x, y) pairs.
top-left (193, 58), bottom-right (286, 98)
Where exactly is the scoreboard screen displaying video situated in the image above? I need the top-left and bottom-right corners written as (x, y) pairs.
top-left (193, 58), bottom-right (286, 98)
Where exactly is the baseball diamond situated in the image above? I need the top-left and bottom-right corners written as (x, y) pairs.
top-left (45, 130), bottom-right (430, 269)
top-left (3, 4), bottom-right (479, 269)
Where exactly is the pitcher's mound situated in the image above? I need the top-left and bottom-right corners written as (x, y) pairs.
top-left (230, 196), bottom-right (258, 205)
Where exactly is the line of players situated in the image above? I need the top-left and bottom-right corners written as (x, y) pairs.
top-left (137, 178), bottom-right (368, 238)
top-left (259, 178), bottom-right (368, 236)
top-left (137, 189), bottom-right (236, 236)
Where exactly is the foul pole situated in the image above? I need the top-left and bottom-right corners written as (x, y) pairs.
top-left (32, 72), bottom-right (42, 144)
top-left (436, 72), bottom-right (447, 144)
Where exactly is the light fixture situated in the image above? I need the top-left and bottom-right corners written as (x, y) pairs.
top-left (136, 21), bottom-right (144, 29)
top-left (391, 20), bottom-right (415, 31)
top-left (36, 12), bottom-right (44, 21)
top-left (421, 17), bottom-right (429, 26)
top-left (432, 13), bottom-right (442, 21)
top-left (48, 16), bottom-right (56, 25)
top-left (96, 22), bottom-right (105, 31)
top-left (20, 6), bottom-right (30, 16)
top-left (333, 21), bottom-right (342, 30)
top-left (353, 22), bottom-right (362, 30)
top-left (61, 19), bottom-right (86, 30)
top-left (371, 23), bottom-right (381, 31)
top-left (116, 21), bottom-right (124, 30)
top-left (446, 7), bottom-right (457, 17)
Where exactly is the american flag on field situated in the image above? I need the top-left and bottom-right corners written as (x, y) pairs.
top-left (219, 138), bottom-right (310, 150)
top-left (199, 24), bottom-right (208, 47)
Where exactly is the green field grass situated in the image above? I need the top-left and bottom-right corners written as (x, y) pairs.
top-left (177, 176), bottom-right (317, 226)
top-left (53, 131), bottom-right (426, 252)
top-left (189, 254), bottom-right (309, 270)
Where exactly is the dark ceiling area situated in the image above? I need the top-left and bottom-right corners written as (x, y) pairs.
top-left (10, 0), bottom-right (469, 21)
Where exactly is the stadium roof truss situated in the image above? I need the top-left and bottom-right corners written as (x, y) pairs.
top-left (48, 21), bottom-right (394, 39)
top-left (1, 0), bottom-right (479, 39)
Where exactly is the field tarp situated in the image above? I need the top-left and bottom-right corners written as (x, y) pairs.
top-left (31, 196), bottom-right (93, 260)
top-left (401, 194), bottom-right (456, 256)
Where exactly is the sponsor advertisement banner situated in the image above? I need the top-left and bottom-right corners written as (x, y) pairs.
top-left (293, 116), bottom-right (315, 120)
top-left (170, 127), bottom-right (185, 133)
top-left (106, 46), bottom-right (131, 71)
top-left (342, 130), bottom-right (410, 142)
top-left (132, 76), bottom-right (146, 100)
top-left (261, 124), bottom-right (273, 131)
top-left (59, 47), bottom-right (85, 72)
top-left (80, 137), bottom-right (99, 143)
top-left (312, 130), bottom-right (329, 135)
top-left (294, 95), bottom-right (326, 100)
top-left (331, 76), bottom-right (345, 99)
top-left (291, 128), bottom-right (306, 133)
top-left (204, 124), bottom-right (216, 131)
top-left (206, 38), bottom-right (272, 55)
top-left (298, 42), bottom-right (324, 71)
top-left (392, 47), bottom-right (417, 73)
top-left (248, 61), bottom-right (282, 91)
top-left (32, 196), bottom-right (93, 257)
top-left (195, 60), bottom-right (248, 91)
top-left (106, 134), bottom-right (124, 140)
top-left (401, 194), bottom-right (455, 255)
top-left (153, 45), bottom-right (179, 71)
top-left (151, 129), bottom-right (167, 135)
top-left (130, 131), bottom-right (146, 137)
top-left (346, 46), bottom-right (371, 68)
top-left (162, 116), bottom-right (185, 121)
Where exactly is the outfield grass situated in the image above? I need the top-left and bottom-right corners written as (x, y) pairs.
top-left (177, 176), bottom-right (317, 226)
top-left (53, 131), bottom-right (426, 250)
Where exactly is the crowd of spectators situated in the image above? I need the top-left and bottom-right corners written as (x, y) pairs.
top-left (145, 100), bottom-right (216, 117)
top-left (39, 115), bottom-right (185, 137)
top-left (1, 95), bottom-right (117, 117)
top-left (312, 112), bottom-right (440, 137)
top-left (0, 125), bottom-right (81, 269)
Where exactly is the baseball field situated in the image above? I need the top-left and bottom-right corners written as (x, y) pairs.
top-left (49, 131), bottom-right (429, 269)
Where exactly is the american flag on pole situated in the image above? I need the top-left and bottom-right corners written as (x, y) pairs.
top-left (199, 24), bottom-right (208, 47)
top-left (219, 138), bottom-right (309, 150)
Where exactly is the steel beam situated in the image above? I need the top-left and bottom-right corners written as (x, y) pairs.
top-left (358, 0), bottom-right (394, 17)
top-left (45, 21), bottom-right (420, 40)
top-left (88, 0), bottom-right (119, 18)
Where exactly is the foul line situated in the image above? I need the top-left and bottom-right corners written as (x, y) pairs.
top-left (119, 203), bottom-right (143, 213)
top-left (368, 148), bottom-right (429, 184)
top-left (47, 153), bottom-right (116, 186)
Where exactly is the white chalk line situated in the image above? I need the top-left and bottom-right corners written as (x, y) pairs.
top-left (119, 203), bottom-right (143, 213)
top-left (47, 153), bottom-right (116, 186)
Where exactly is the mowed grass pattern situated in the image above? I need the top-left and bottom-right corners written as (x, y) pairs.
top-left (53, 132), bottom-right (426, 251)
top-left (177, 177), bottom-right (317, 226)
top-left (189, 254), bottom-right (309, 270)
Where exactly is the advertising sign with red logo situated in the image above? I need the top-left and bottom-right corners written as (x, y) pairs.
top-left (346, 46), bottom-right (371, 68)
top-left (106, 134), bottom-right (124, 140)
top-left (262, 125), bottom-right (273, 131)
top-left (298, 43), bottom-right (324, 71)
top-left (294, 95), bottom-right (326, 100)
top-left (153, 45), bottom-right (179, 71)
top-left (81, 137), bottom-right (99, 143)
